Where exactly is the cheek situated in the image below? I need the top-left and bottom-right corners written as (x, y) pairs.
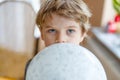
top-left (41, 30), bottom-right (51, 40)
top-left (69, 33), bottom-right (82, 44)
top-left (43, 35), bottom-right (56, 46)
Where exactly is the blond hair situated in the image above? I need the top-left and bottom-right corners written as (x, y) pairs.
top-left (36, 0), bottom-right (91, 32)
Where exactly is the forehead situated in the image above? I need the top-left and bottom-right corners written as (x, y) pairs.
top-left (42, 13), bottom-right (80, 28)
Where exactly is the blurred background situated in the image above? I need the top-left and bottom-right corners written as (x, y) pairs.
top-left (0, 0), bottom-right (120, 80)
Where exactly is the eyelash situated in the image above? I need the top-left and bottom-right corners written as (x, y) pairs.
top-left (67, 29), bottom-right (75, 34)
top-left (47, 29), bottom-right (56, 33)
top-left (46, 29), bottom-right (76, 34)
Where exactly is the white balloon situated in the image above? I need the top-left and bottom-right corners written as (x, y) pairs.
top-left (26, 43), bottom-right (107, 80)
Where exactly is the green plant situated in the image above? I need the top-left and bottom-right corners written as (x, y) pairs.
top-left (113, 0), bottom-right (120, 14)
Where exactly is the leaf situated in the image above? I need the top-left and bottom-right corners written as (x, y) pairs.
top-left (113, 0), bottom-right (120, 14)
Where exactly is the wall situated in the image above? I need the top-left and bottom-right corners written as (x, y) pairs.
top-left (101, 0), bottom-right (116, 26)
top-left (84, 0), bottom-right (104, 27)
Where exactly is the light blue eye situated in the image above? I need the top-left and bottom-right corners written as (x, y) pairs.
top-left (67, 29), bottom-right (75, 34)
top-left (48, 29), bottom-right (56, 33)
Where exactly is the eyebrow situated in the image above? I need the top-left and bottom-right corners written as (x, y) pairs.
top-left (44, 25), bottom-right (53, 28)
top-left (44, 25), bottom-right (79, 29)
top-left (66, 26), bottom-right (79, 28)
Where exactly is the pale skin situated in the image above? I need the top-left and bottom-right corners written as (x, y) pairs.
top-left (40, 13), bottom-right (85, 47)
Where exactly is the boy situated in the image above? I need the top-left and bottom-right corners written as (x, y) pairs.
top-left (24, 0), bottom-right (92, 79)
top-left (36, 0), bottom-right (91, 47)
top-left (25, 0), bottom-right (107, 75)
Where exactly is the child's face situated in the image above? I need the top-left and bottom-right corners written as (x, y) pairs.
top-left (41, 14), bottom-right (84, 47)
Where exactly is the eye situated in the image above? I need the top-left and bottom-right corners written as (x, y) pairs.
top-left (67, 29), bottom-right (75, 34)
top-left (47, 29), bottom-right (56, 33)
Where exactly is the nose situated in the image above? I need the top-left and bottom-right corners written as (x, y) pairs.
top-left (56, 32), bottom-right (66, 43)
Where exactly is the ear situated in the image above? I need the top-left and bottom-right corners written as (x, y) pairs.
top-left (80, 32), bottom-right (87, 43)
top-left (39, 27), bottom-right (45, 41)
top-left (39, 28), bottom-right (46, 49)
